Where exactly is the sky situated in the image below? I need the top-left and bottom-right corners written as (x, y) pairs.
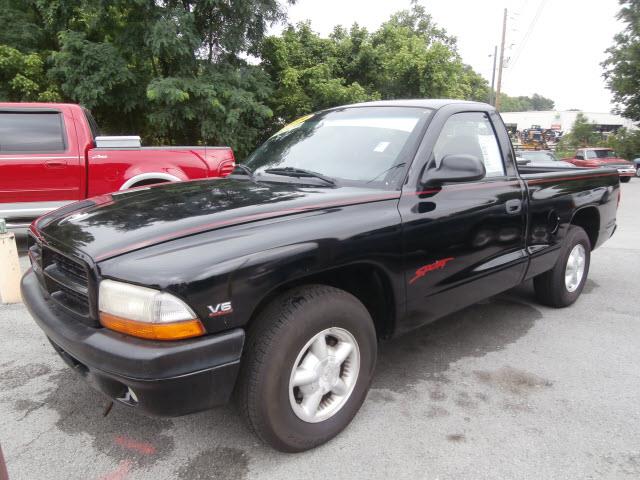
top-left (275, 0), bottom-right (623, 112)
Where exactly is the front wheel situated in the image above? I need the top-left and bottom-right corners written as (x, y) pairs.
top-left (534, 225), bottom-right (591, 307)
top-left (237, 285), bottom-right (377, 452)
top-left (636, 167), bottom-right (640, 177)
top-left (620, 176), bottom-right (631, 183)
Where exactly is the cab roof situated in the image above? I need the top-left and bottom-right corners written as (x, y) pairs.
top-left (331, 99), bottom-right (493, 111)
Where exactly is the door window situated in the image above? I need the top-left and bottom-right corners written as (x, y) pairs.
top-left (0, 112), bottom-right (66, 153)
top-left (433, 112), bottom-right (505, 178)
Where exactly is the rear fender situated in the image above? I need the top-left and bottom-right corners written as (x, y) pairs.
top-left (120, 172), bottom-right (182, 190)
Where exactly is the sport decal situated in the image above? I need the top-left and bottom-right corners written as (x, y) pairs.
top-left (409, 257), bottom-right (455, 284)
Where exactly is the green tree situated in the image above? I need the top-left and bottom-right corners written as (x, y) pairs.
top-left (606, 127), bottom-right (640, 159)
top-left (556, 113), bottom-right (601, 154)
top-left (0, 0), bottom-right (290, 157)
top-left (260, 3), bottom-right (496, 127)
top-left (498, 93), bottom-right (555, 112)
top-left (0, 45), bottom-right (60, 101)
top-left (571, 113), bottom-right (599, 146)
top-left (0, 1), bottom-right (556, 156)
top-left (603, 0), bottom-right (640, 121)
top-left (530, 93), bottom-right (555, 110)
top-left (260, 22), bottom-right (375, 123)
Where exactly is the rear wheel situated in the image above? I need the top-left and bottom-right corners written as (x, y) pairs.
top-left (237, 285), bottom-right (377, 452)
top-left (534, 225), bottom-right (591, 307)
top-left (620, 176), bottom-right (631, 183)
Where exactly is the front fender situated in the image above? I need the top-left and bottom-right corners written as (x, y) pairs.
top-left (97, 200), bottom-right (405, 335)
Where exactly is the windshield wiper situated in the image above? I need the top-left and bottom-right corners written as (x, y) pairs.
top-left (367, 162), bottom-right (407, 184)
top-left (263, 167), bottom-right (336, 186)
top-left (231, 164), bottom-right (259, 184)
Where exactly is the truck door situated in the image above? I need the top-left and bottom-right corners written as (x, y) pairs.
top-left (0, 108), bottom-right (82, 207)
top-left (398, 108), bottom-right (527, 334)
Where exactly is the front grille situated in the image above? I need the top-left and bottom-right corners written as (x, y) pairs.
top-left (28, 239), bottom-right (42, 271)
top-left (29, 235), bottom-right (97, 326)
top-left (48, 250), bottom-right (88, 285)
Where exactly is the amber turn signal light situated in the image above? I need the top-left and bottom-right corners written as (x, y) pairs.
top-left (99, 312), bottom-right (205, 341)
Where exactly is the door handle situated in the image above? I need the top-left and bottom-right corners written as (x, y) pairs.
top-left (505, 199), bottom-right (522, 214)
top-left (44, 160), bottom-right (67, 168)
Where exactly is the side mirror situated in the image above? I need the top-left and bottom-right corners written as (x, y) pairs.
top-left (423, 154), bottom-right (486, 184)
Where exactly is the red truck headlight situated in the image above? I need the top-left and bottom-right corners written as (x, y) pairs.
top-left (98, 280), bottom-right (204, 340)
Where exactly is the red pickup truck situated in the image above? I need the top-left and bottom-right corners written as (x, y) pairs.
top-left (563, 148), bottom-right (635, 183)
top-left (0, 103), bottom-right (235, 229)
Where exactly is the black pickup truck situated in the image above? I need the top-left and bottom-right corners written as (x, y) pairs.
top-left (22, 100), bottom-right (619, 452)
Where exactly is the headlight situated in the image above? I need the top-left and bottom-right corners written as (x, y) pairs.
top-left (98, 279), bottom-right (204, 340)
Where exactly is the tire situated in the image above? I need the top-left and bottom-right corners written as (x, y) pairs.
top-left (620, 176), bottom-right (631, 183)
top-left (534, 225), bottom-right (591, 308)
top-left (636, 167), bottom-right (640, 177)
top-left (236, 284), bottom-right (377, 452)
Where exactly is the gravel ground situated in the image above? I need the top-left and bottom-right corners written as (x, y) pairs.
top-left (1, 181), bottom-right (639, 480)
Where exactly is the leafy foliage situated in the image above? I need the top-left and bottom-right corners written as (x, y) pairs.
top-left (498, 93), bottom-right (555, 112)
top-left (260, 4), bottom-right (493, 124)
top-left (555, 113), bottom-right (603, 154)
top-left (0, 0), bottom-right (286, 157)
top-left (605, 127), bottom-right (640, 159)
top-left (603, 0), bottom-right (640, 121)
top-left (0, 45), bottom-right (61, 101)
top-left (0, 0), bottom-right (555, 157)
top-left (260, 22), bottom-right (376, 122)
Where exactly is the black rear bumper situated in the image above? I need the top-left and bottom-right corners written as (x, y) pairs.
top-left (21, 269), bottom-right (244, 416)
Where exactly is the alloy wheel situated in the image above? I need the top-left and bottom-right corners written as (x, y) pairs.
top-left (288, 327), bottom-right (360, 423)
top-left (565, 244), bottom-right (586, 293)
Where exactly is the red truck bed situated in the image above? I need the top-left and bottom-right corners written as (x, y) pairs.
top-left (0, 103), bottom-right (235, 228)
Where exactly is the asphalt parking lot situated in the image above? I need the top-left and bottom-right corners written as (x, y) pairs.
top-left (1, 180), bottom-right (639, 480)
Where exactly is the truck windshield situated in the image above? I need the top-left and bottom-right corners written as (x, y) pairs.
top-left (244, 107), bottom-right (431, 188)
top-left (587, 149), bottom-right (617, 159)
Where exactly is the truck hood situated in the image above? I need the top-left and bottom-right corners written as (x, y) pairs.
top-left (35, 178), bottom-right (398, 262)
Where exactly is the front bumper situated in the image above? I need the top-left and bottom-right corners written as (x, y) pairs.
top-left (21, 269), bottom-right (244, 416)
top-left (616, 167), bottom-right (636, 177)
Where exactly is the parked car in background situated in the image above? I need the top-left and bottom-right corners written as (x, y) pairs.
top-left (563, 148), bottom-right (635, 182)
top-left (0, 103), bottom-right (235, 229)
top-left (633, 157), bottom-right (640, 177)
top-left (515, 149), bottom-right (576, 168)
top-left (22, 99), bottom-right (620, 452)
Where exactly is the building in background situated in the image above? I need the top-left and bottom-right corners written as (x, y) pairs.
top-left (500, 110), bottom-right (636, 135)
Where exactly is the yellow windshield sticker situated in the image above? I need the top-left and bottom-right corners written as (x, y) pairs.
top-left (274, 113), bottom-right (314, 136)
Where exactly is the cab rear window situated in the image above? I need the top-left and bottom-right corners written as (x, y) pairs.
top-left (0, 112), bottom-right (66, 153)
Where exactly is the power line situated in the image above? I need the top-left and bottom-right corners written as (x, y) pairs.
top-left (508, 0), bottom-right (547, 70)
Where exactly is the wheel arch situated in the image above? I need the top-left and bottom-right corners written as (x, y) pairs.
top-left (247, 262), bottom-right (398, 340)
top-left (120, 172), bottom-right (182, 190)
top-left (570, 206), bottom-right (600, 250)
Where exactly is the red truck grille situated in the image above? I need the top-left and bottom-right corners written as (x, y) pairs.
top-left (29, 237), bottom-right (97, 326)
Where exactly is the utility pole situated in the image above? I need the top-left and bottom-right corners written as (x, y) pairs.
top-left (495, 8), bottom-right (507, 111)
top-left (490, 45), bottom-right (497, 106)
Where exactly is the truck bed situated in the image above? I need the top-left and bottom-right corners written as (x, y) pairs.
top-left (518, 165), bottom-right (619, 280)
